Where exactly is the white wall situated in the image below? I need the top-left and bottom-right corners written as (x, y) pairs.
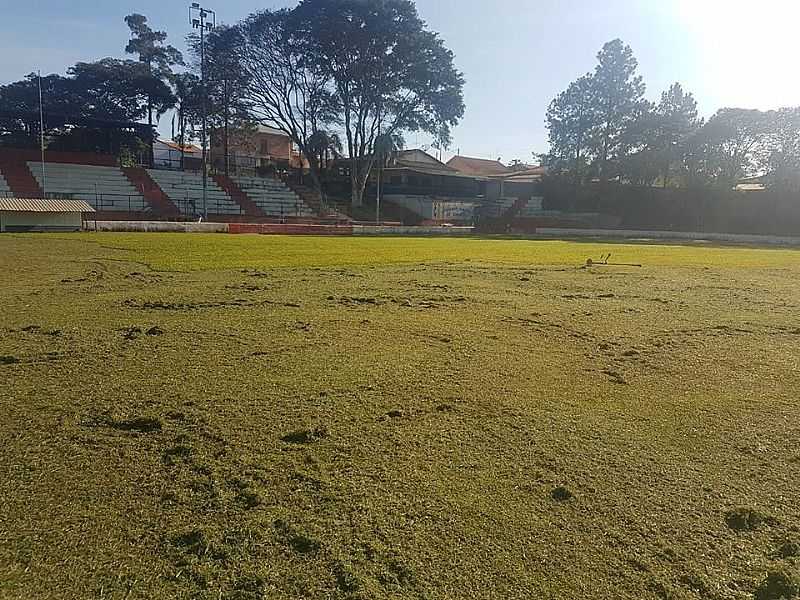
top-left (0, 211), bottom-right (83, 232)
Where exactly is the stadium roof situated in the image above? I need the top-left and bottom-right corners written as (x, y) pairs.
top-left (0, 198), bottom-right (95, 213)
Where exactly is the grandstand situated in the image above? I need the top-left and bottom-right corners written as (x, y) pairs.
top-left (146, 169), bottom-right (241, 217)
top-left (27, 162), bottom-right (147, 213)
top-left (232, 176), bottom-right (314, 218)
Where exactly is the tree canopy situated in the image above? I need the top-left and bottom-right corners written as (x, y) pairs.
top-left (233, 0), bottom-right (464, 206)
top-left (545, 39), bottom-right (800, 190)
top-left (125, 13), bottom-right (184, 127)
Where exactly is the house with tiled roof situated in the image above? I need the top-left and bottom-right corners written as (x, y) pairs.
top-left (447, 155), bottom-right (512, 177)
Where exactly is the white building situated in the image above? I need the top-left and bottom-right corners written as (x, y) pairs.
top-left (0, 198), bottom-right (95, 232)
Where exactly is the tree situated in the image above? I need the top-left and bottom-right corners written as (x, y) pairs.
top-left (172, 72), bottom-right (204, 164)
top-left (619, 83), bottom-right (700, 187)
top-left (0, 74), bottom-right (78, 148)
top-left (546, 74), bottom-right (597, 180)
top-left (690, 108), bottom-right (772, 187)
top-left (292, 0), bottom-right (465, 207)
top-left (764, 107), bottom-right (800, 190)
top-left (124, 13), bottom-right (184, 128)
top-left (188, 24), bottom-right (253, 174)
top-left (0, 61), bottom-right (171, 154)
top-left (373, 132), bottom-right (403, 221)
top-left (306, 130), bottom-right (343, 173)
top-left (590, 39), bottom-right (647, 180)
top-left (233, 9), bottom-right (336, 201)
top-left (69, 59), bottom-right (175, 123)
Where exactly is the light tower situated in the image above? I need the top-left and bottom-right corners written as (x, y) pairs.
top-left (190, 3), bottom-right (216, 220)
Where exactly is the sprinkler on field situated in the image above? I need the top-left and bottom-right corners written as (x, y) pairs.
top-left (584, 253), bottom-right (642, 268)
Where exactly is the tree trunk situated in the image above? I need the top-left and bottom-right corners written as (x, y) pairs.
top-left (179, 106), bottom-right (185, 170)
top-left (223, 80), bottom-right (230, 176)
top-left (147, 95), bottom-right (155, 168)
top-left (350, 157), bottom-right (363, 208)
top-left (351, 173), bottom-right (363, 208)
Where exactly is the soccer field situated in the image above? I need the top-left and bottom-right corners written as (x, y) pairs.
top-left (2, 233), bottom-right (799, 599)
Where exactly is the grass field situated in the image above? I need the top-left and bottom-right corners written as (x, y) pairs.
top-left (1, 233), bottom-right (800, 600)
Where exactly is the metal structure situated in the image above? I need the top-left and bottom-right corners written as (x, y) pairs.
top-left (190, 3), bottom-right (216, 220)
top-left (37, 71), bottom-right (47, 197)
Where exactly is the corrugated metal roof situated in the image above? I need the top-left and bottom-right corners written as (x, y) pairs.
top-left (0, 198), bottom-right (96, 213)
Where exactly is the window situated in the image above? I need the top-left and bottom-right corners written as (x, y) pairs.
top-left (259, 140), bottom-right (270, 155)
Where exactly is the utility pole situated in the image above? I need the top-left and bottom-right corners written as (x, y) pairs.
top-left (190, 3), bottom-right (215, 220)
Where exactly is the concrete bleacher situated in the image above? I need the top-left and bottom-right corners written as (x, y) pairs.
top-left (26, 162), bottom-right (147, 212)
top-left (147, 169), bottom-right (240, 216)
top-left (233, 176), bottom-right (314, 217)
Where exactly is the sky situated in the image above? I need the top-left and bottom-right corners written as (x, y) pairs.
top-left (1, 0), bottom-right (799, 164)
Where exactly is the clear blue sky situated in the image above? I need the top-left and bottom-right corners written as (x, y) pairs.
top-left (2, 0), bottom-right (797, 163)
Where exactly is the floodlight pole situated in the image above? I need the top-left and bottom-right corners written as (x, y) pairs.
top-left (191, 3), bottom-right (215, 220)
top-left (37, 71), bottom-right (47, 198)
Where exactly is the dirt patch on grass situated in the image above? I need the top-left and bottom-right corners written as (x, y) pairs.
top-left (274, 520), bottom-right (322, 555)
top-left (724, 507), bottom-right (773, 532)
top-left (281, 425), bottom-right (329, 445)
top-left (778, 541), bottom-right (800, 559)
top-left (551, 486), bottom-right (574, 502)
top-left (85, 414), bottom-right (163, 434)
top-left (754, 568), bottom-right (800, 600)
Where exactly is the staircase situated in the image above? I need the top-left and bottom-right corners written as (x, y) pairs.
top-left (0, 160), bottom-right (43, 198)
top-left (122, 167), bottom-right (180, 217)
top-left (287, 181), bottom-right (351, 221)
top-left (213, 174), bottom-right (265, 218)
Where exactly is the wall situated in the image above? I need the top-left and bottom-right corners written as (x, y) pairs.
top-left (536, 228), bottom-right (800, 246)
top-left (0, 148), bottom-right (116, 166)
top-left (87, 220), bottom-right (229, 233)
top-left (0, 211), bottom-right (83, 232)
top-left (385, 195), bottom-right (476, 223)
top-left (84, 220), bottom-right (476, 236)
top-left (542, 181), bottom-right (800, 236)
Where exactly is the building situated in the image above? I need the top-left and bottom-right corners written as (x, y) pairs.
top-left (379, 150), bottom-right (487, 223)
top-left (153, 139), bottom-right (202, 170)
top-left (447, 155), bottom-right (512, 177)
top-left (0, 198), bottom-right (95, 232)
top-left (215, 125), bottom-right (305, 174)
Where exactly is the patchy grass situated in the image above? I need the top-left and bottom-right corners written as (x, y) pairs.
top-left (1, 233), bottom-right (800, 599)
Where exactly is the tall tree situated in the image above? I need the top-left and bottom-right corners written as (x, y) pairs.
top-left (69, 59), bottom-right (175, 123)
top-left (188, 24), bottom-right (252, 175)
top-left (0, 74), bottom-right (78, 147)
top-left (546, 74), bottom-right (596, 181)
top-left (292, 0), bottom-right (465, 207)
top-left (620, 83), bottom-right (700, 186)
top-left (234, 9), bottom-right (337, 201)
top-left (764, 107), bottom-right (800, 190)
top-left (694, 108), bottom-right (772, 187)
top-left (0, 61), bottom-right (171, 154)
top-left (652, 83), bottom-right (700, 186)
top-left (124, 13), bottom-right (184, 128)
top-left (172, 72), bottom-right (203, 164)
top-left (590, 39), bottom-right (647, 180)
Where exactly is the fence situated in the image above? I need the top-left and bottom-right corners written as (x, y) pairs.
top-left (150, 147), bottom-right (293, 179)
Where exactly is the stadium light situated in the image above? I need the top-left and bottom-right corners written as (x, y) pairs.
top-left (189, 3), bottom-right (216, 220)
